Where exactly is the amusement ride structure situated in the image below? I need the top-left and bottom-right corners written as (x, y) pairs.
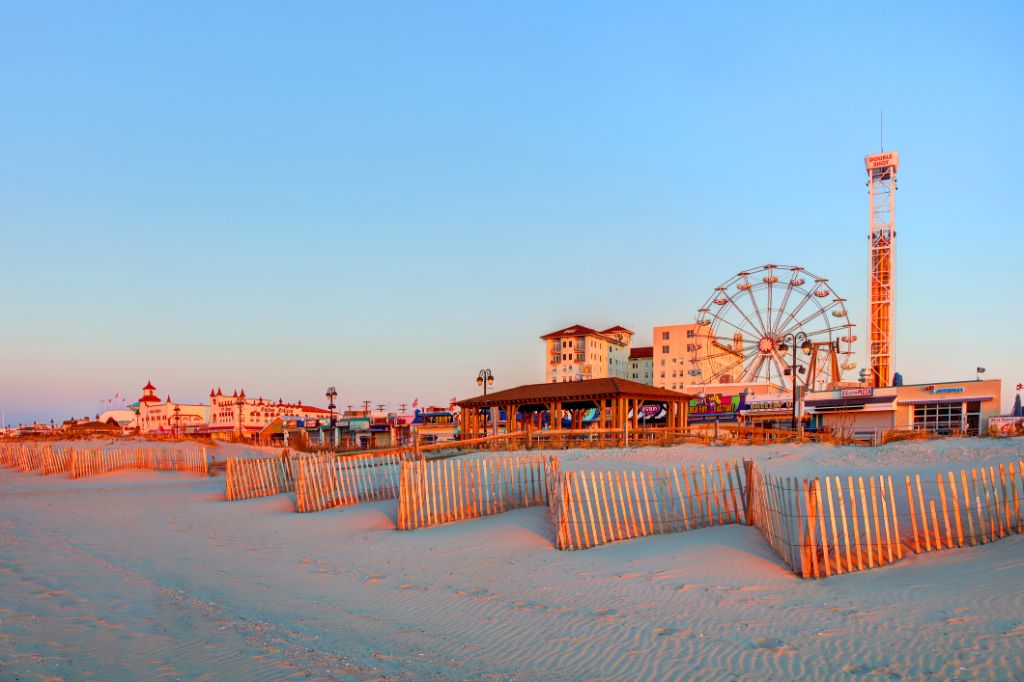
top-left (693, 264), bottom-right (857, 392)
top-left (865, 150), bottom-right (899, 388)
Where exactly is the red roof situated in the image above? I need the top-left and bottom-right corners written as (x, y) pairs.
top-left (540, 324), bottom-right (632, 345)
top-left (143, 380), bottom-right (156, 391)
top-left (629, 346), bottom-right (654, 359)
top-left (139, 394), bottom-right (161, 403)
top-left (457, 377), bottom-right (693, 407)
top-left (601, 325), bottom-right (635, 335)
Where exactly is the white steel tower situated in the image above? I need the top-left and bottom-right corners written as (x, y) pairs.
top-left (865, 150), bottom-right (898, 388)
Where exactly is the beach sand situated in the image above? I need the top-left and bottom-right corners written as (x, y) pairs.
top-left (1, 437), bottom-right (1023, 680)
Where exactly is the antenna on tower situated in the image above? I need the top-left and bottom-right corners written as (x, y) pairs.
top-left (880, 109), bottom-right (884, 152)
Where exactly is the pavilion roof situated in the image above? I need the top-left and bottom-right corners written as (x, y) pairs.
top-left (456, 377), bottom-right (693, 408)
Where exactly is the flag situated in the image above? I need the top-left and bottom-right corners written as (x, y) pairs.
top-left (1016, 383), bottom-right (1023, 391)
top-left (412, 398), bottom-right (418, 408)
top-left (977, 367), bottom-right (986, 374)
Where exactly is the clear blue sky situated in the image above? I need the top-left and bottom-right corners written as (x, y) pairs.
top-left (2, 2), bottom-right (1021, 424)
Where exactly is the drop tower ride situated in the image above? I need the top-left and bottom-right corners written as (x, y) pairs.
top-left (865, 150), bottom-right (898, 388)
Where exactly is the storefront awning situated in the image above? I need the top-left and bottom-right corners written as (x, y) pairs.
top-left (898, 396), bottom-right (994, 406)
top-left (805, 395), bottom-right (896, 414)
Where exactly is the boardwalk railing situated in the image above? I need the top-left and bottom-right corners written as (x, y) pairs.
top-left (397, 454), bottom-right (558, 530)
top-left (294, 451), bottom-right (411, 513)
top-left (70, 447), bottom-right (209, 478)
top-left (751, 459), bottom-right (1024, 578)
top-left (550, 459), bottom-right (750, 550)
top-left (225, 454), bottom-right (295, 501)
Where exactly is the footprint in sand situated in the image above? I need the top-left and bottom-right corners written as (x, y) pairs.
top-left (399, 583), bottom-right (430, 591)
top-left (748, 637), bottom-right (796, 654)
top-left (591, 607), bottom-right (618, 620)
top-left (652, 627), bottom-right (691, 639)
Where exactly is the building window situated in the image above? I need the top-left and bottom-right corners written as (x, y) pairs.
top-left (661, 345), bottom-right (669, 354)
top-left (687, 330), bottom-right (695, 338)
top-left (913, 403), bottom-right (968, 434)
top-left (662, 331), bottom-right (670, 340)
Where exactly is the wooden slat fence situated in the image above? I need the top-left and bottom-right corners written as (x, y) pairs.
top-left (70, 447), bottom-right (208, 478)
top-left (4, 443), bottom-right (52, 472)
top-left (225, 454), bottom-right (295, 501)
top-left (550, 459), bottom-right (749, 550)
top-left (41, 446), bottom-right (73, 476)
top-left (752, 459), bottom-right (1024, 578)
top-left (294, 451), bottom-right (411, 513)
top-left (397, 454), bottom-right (558, 530)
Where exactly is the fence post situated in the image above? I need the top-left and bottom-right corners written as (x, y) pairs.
top-left (743, 459), bottom-right (755, 526)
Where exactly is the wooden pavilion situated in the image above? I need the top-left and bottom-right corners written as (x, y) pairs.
top-left (456, 378), bottom-right (692, 438)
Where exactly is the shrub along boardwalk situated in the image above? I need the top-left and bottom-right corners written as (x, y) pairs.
top-left (225, 454), bottom-right (295, 501)
top-left (549, 460), bottom-right (750, 550)
top-left (397, 454), bottom-right (559, 530)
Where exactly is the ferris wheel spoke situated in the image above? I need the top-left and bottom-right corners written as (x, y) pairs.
top-left (770, 285), bottom-right (817, 338)
top-left (708, 315), bottom-right (765, 348)
top-left (742, 283), bottom-right (770, 337)
top-left (708, 349), bottom-right (759, 385)
top-left (773, 280), bottom-right (799, 334)
top-left (765, 270), bottom-right (775, 333)
top-left (706, 333), bottom-right (761, 351)
top-left (693, 345), bottom-right (752, 365)
top-left (715, 292), bottom-right (764, 341)
top-left (797, 324), bottom-right (852, 339)
top-left (777, 300), bottom-right (842, 339)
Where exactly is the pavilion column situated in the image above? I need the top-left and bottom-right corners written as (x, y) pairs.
top-left (633, 400), bottom-right (640, 430)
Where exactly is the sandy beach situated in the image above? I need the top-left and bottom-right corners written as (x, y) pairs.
top-left (2, 438), bottom-right (1023, 680)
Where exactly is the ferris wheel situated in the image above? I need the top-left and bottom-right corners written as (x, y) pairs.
top-left (691, 264), bottom-right (857, 391)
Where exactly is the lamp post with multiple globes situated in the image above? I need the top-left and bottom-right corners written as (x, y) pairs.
top-left (476, 369), bottom-right (495, 436)
top-left (778, 332), bottom-right (813, 431)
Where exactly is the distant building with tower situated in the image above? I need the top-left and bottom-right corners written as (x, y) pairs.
top-left (135, 380), bottom-right (209, 435)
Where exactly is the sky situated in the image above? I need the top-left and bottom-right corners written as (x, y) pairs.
top-left (1, 2), bottom-right (1022, 424)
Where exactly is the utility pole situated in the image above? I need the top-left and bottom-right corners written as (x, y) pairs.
top-left (361, 400), bottom-right (371, 416)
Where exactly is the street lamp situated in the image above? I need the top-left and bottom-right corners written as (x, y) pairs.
top-left (325, 386), bottom-right (338, 448)
top-left (235, 393), bottom-right (245, 440)
top-left (476, 369), bottom-right (495, 436)
top-left (777, 332), bottom-right (813, 431)
top-left (173, 404), bottom-right (180, 438)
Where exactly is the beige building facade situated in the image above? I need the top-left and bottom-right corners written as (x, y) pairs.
top-left (627, 346), bottom-right (654, 385)
top-left (542, 324), bottom-right (634, 383)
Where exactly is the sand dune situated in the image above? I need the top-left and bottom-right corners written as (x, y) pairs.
top-left (2, 438), bottom-right (1023, 680)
